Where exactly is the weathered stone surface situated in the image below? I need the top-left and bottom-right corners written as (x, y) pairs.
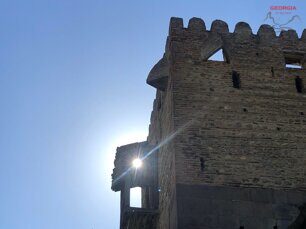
top-left (280, 29), bottom-right (299, 42)
top-left (257, 24), bottom-right (276, 41)
top-left (211, 20), bottom-right (229, 34)
top-left (234, 22), bottom-right (253, 35)
top-left (169, 17), bottom-right (183, 36)
top-left (188, 17), bottom-right (206, 31)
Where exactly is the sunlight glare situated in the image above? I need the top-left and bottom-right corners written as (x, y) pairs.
top-left (132, 158), bottom-right (142, 168)
top-left (104, 130), bottom-right (147, 178)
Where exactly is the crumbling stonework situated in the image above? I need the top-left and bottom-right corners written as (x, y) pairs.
top-left (112, 17), bottom-right (306, 229)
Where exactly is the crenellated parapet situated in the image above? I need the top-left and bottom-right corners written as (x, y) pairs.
top-left (147, 17), bottom-right (306, 92)
top-left (169, 17), bottom-right (305, 41)
top-left (153, 17), bottom-right (306, 79)
top-left (169, 18), bottom-right (306, 51)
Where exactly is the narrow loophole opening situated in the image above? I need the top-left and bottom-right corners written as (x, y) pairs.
top-left (295, 76), bottom-right (303, 93)
top-left (232, 71), bottom-right (241, 89)
top-left (271, 67), bottom-right (275, 77)
top-left (200, 157), bottom-right (205, 172)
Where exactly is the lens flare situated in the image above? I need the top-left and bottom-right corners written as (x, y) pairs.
top-left (132, 158), bottom-right (142, 168)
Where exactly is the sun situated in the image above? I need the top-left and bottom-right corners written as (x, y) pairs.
top-left (132, 158), bottom-right (142, 169)
top-left (104, 130), bottom-right (147, 176)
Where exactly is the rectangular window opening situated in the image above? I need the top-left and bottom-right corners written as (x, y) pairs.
top-left (284, 51), bottom-right (303, 69)
top-left (286, 63), bottom-right (302, 69)
top-left (130, 187), bottom-right (142, 208)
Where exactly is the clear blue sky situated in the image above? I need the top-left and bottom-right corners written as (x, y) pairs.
top-left (0, 0), bottom-right (305, 228)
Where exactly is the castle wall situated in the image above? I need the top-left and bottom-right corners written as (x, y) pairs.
top-left (168, 17), bottom-right (306, 191)
top-left (147, 87), bottom-right (177, 228)
top-left (167, 18), bottom-right (306, 228)
top-left (113, 16), bottom-right (306, 229)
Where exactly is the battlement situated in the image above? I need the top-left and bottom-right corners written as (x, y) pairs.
top-left (167, 17), bottom-right (306, 67)
top-left (169, 17), bottom-right (306, 41)
top-left (148, 17), bottom-right (306, 92)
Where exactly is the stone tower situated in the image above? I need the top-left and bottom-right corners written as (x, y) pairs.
top-left (111, 17), bottom-right (306, 229)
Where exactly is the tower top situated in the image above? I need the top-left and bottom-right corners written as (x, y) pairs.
top-left (168, 17), bottom-right (305, 42)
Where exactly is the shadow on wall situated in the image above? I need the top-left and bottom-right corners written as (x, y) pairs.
top-left (288, 203), bottom-right (306, 229)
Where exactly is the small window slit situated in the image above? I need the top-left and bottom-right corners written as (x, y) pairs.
top-left (200, 157), bottom-right (205, 172)
top-left (232, 71), bottom-right (241, 89)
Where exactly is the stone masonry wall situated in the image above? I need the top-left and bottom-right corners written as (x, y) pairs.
top-left (147, 85), bottom-right (177, 228)
top-left (168, 17), bottom-right (306, 190)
